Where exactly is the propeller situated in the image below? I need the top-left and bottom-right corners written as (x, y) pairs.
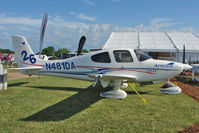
top-left (182, 45), bottom-right (192, 71)
top-left (188, 56), bottom-right (192, 65)
top-left (39, 13), bottom-right (48, 58)
top-left (77, 36), bottom-right (86, 55)
top-left (182, 45), bottom-right (186, 64)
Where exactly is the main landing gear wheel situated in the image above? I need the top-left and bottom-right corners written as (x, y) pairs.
top-left (100, 80), bottom-right (127, 99)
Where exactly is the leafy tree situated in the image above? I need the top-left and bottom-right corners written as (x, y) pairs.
top-left (82, 49), bottom-right (89, 53)
top-left (0, 48), bottom-right (14, 54)
top-left (75, 49), bottom-right (89, 54)
top-left (41, 46), bottom-right (55, 56)
top-left (55, 48), bottom-right (70, 58)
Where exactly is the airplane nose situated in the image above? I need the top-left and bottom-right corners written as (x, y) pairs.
top-left (182, 64), bottom-right (192, 71)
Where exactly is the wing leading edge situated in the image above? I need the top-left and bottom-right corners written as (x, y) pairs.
top-left (9, 66), bottom-right (43, 70)
top-left (87, 73), bottom-right (136, 82)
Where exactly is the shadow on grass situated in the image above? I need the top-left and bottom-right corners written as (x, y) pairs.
top-left (8, 82), bottom-right (29, 87)
top-left (20, 84), bottom-right (151, 122)
top-left (175, 76), bottom-right (199, 87)
top-left (21, 84), bottom-right (106, 122)
top-left (28, 86), bottom-right (85, 92)
top-left (182, 80), bottom-right (199, 87)
top-left (126, 91), bottom-right (150, 95)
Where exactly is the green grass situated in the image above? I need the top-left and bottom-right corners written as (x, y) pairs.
top-left (7, 69), bottom-right (19, 73)
top-left (0, 76), bottom-right (199, 133)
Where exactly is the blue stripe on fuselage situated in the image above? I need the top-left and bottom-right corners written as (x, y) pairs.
top-left (39, 67), bottom-right (178, 76)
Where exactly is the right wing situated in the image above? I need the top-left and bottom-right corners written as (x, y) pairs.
top-left (9, 66), bottom-right (43, 70)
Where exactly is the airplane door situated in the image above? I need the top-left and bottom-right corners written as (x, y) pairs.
top-left (113, 50), bottom-right (134, 68)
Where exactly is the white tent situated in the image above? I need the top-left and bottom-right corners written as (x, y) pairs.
top-left (103, 32), bottom-right (199, 62)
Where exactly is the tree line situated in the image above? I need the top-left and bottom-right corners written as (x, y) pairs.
top-left (0, 48), bottom-right (14, 54)
top-left (40, 46), bottom-right (88, 58)
top-left (0, 47), bottom-right (88, 58)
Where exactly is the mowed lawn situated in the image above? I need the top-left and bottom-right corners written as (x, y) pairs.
top-left (0, 76), bottom-right (199, 133)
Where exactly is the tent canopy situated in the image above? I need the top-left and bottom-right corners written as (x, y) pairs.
top-left (103, 32), bottom-right (199, 53)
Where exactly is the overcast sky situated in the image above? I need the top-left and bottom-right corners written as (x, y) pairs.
top-left (0, 0), bottom-right (199, 52)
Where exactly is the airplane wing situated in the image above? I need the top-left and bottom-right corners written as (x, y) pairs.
top-left (9, 66), bottom-right (43, 70)
top-left (87, 73), bottom-right (136, 82)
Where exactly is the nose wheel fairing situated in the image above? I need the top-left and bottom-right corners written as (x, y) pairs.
top-left (160, 81), bottom-right (181, 95)
top-left (100, 80), bottom-right (127, 99)
top-left (100, 89), bottom-right (127, 99)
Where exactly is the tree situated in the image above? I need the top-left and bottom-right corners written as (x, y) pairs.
top-left (0, 48), bottom-right (14, 54)
top-left (82, 49), bottom-right (89, 53)
top-left (41, 46), bottom-right (55, 56)
top-left (55, 48), bottom-right (70, 58)
top-left (75, 49), bottom-right (89, 54)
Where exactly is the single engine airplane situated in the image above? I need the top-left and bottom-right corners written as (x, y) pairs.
top-left (10, 35), bottom-right (192, 99)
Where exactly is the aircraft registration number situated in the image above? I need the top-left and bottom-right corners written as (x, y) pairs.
top-left (45, 62), bottom-right (76, 70)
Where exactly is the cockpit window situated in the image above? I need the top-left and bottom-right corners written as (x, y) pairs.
top-left (134, 50), bottom-right (152, 61)
top-left (113, 50), bottom-right (133, 62)
top-left (91, 52), bottom-right (111, 63)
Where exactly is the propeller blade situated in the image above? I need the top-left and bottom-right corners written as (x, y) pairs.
top-left (39, 13), bottom-right (48, 58)
top-left (77, 36), bottom-right (86, 55)
top-left (182, 45), bottom-right (186, 64)
top-left (188, 56), bottom-right (191, 65)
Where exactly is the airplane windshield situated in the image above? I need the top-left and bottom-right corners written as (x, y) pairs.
top-left (134, 50), bottom-right (152, 61)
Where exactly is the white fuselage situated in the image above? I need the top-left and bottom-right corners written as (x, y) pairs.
top-left (11, 35), bottom-right (190, 99)
top-left (23, 48), bottom-right (183, 82)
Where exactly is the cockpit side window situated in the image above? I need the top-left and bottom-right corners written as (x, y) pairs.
top-left (134, 50), bottom-right (152, 61)
top-left (113, 50), bottom-right (133, 62)
top-left (91, 52), bottom-right (111, 63)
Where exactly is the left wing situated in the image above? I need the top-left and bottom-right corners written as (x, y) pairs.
top-left (87, 73), bottom-right (136, 82)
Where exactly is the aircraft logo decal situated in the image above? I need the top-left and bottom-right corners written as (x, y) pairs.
top-left (22, 42), bottom-right (25, 45)
top-left (154, 62), bottom-right (175, 68)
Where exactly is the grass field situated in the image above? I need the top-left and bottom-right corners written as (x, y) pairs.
top-left (0, 76), bottom-right (199, 133)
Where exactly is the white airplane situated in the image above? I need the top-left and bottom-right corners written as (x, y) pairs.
top-left (11, 36), bottom-right (192, 99)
